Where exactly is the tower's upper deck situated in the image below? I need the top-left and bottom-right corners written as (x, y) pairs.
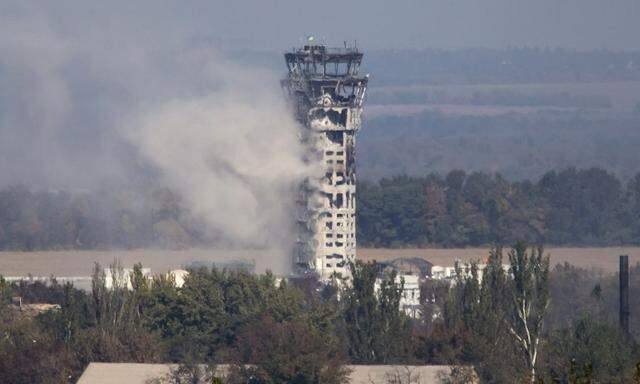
top-left (284, 45), bottom-right (364, 79)
top-left (282, 44), bottom-right (368, 110)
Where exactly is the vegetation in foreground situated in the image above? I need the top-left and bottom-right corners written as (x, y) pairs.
top-left (1, 243), bottom-right (640, 383)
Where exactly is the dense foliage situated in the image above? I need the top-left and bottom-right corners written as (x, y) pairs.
top-left (2, 167), bottom-right (640, 250)
top-left (0, 261), bottom-right (408, 383)
top-left (358, 167), bottom-right (640, 247)
top-left (2, 246), bottom-right (640, 383)
top-left (0, 186), bottom-right (204, 250)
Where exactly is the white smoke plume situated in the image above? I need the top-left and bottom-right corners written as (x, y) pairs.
top-left (128, 57), bottom-right (312, 248)
top-left (0, 2), bottom-right (316, 272)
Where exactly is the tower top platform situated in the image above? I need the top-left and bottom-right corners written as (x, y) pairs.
top-left (284, 44), bottom-right (364, 78)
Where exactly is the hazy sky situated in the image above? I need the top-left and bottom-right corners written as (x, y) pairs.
top-left (2, 0), bottom-right (639, 50)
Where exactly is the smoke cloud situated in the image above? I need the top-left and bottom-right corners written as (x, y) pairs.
top-left (0, 2), bottom-right (316, 271)
top-left (128, 60), bottom-right (312, 248)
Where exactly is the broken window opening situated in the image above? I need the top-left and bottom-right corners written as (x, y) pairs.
top-left (327, 131), bottom-right (344, 145)
top-left (335, 193), bottom-right (344, 208)
top-left (326, 109), bottom-right (347, 126)
top-left (323, 192), bottom-right (333, 208)
top-left (325, 172), bottom-right (333, 184)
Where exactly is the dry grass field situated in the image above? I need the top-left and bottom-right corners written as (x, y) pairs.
top-left (1, 247), bottom-right (639, 278)
top-left (0, 249), bottom-right (287, 278)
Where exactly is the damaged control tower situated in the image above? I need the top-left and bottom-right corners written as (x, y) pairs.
top-left (282, 42), bottom-right (368, 279)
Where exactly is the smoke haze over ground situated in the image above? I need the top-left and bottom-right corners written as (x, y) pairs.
top-left (0, 2), bottom-right (316, 272)
top-left (3, 1), bottom-right (640, 272)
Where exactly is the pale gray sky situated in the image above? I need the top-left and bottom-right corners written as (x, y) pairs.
top-left (2, 0), bottom-right (639, 50)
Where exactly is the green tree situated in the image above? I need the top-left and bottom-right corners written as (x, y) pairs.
top-left (440, 247), bottom-right (523, 382)
top-left (232, 314), bottom-right (349, 384)
top-left (506, 242), bottom-right (550, 383)
top-left (543, 316), bottom-right (635, 383)
top-left (343, 260), bottom-right (410, 363)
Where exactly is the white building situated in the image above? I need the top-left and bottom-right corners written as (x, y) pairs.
top-left (166, 269), bottom-right (189, 288)
top-left (375, 274), bottom-right (422, 318)
top-left (430, 262), bottom-right (511, 283)
top-left (103, 267), bottom-right (151, 290)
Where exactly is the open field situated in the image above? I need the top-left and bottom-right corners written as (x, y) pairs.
top-left (0, 249), bottom-right (286, 278)
top-left (1, 247), bottom-right (639, 279)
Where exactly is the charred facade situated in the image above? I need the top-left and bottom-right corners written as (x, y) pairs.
top-left (282, 44), bottom-right (368, 278)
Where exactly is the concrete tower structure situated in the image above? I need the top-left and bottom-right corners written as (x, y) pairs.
top-left (282, 43), bottom-right (368, 279)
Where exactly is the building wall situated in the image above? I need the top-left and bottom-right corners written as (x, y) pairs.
top-left (311, 106), bottom-right (361, 278)
top-left (283, 45), bottom-right (368, 279)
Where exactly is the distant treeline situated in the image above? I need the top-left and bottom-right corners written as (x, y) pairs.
top-left (367, 89), bottom-right (614, 108)
top-left (365, 47), bottom-right (640, 85)
top-left (0, 186), bottom-right (205, 251)
top-left (358, 168), bottom-right (640, 247)
top-left (1, 167), bottom-right (639, 251)
top-left (231, 47), bottom-right (640, 85)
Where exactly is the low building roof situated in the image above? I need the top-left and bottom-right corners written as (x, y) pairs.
top-left (77, 363), bottom-right (468, 384)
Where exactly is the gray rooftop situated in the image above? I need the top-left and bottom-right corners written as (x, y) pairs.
top-left (77, 363), bottom-right (469, 384)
